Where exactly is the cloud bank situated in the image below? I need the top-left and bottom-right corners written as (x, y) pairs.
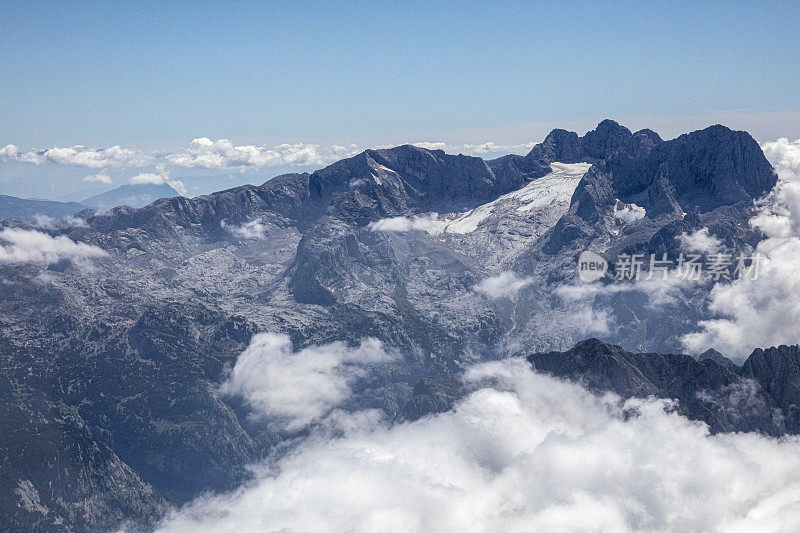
top-left (129, 172), bottom-right (168, 185)
top-left (220, 332), bottom-right (392, 431)
top-left (166, 138), bottom-right (361, 169)
top-left (0, 228), bottom-right (106, 264)
top-left (33, 215), bottom-right (88, 230)
top-left (0, 144), bottom-right (152, 168)
top-left (1, 138), bottom-right (539, 174)
top-left (678, 227), bottom-right (723, 254)
top-left (459, 141), bottom-right (537, 156)
top-left (159, 358), bottom-right (800, 532)
top-left (126, 172), bottom-right (187, 196)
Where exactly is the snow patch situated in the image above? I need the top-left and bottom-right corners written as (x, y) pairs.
top-left (368, 162), bottom-right (591, 236)
top-left (445, 162), bottom-right (591, 234)
top-left (614, 200), bottom-right (646, 224)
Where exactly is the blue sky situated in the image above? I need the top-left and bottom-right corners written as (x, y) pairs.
top-left (2, 1), bottom-right (799, 199)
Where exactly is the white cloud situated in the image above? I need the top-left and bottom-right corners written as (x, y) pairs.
top-left (368, 215), bottom-right (449, 236)
top-left (166, 138), bottom-right (360, 169)
top-left (222, 219), bottom-right (268, 240)
top-left (158, 358), bottom-right (800, 532)
top-left (83, 173), bottom-right (113, 184)
top-left (559, 268), bottom-right (698, 309)
top-left (33, 214), bottom-right (58, 229)
top-left (3, 140), bottom-right (361, 170)
top-left (220, 332), bottom-right (393, 431)
top-left (127, 173), bottom-right (187, 196)
top-left (678, 227), bottom-right (723, 254)
top-left (129, 172), bottom-right (168, 185)
top-left (410, 141), bottom-right (447, 150)
top-left (682, 238), bottom-right (800, 360)
top-left (403, 141), bottom-right (537, 157)
top-left (34, 214), bottom-right (88, 229)
top-left (63, 215), bottom-right (89, 228)
top-left (554, 267), bottom-right (708, 346)
top-left (0, 228), bottom-right (106, 264)
top-left (168, 180), bottom-right (188, 196)
top-left (3, 145), bottom-right (151, 168)
top-left (682, 138), bottom-right (800, 359)
top-left (459, 141), bottom-right (537, 156)
top-left (473, 271), bottom-right (533, 299)
top-left (0, 144), bottom-right (20, 160)
top-left (762, 137), bottom-right (800, 173)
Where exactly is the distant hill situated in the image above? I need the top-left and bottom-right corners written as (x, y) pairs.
top-left (0, 194), bottom-right (87, 223)
top-left (82, 183), bottom-right (181, 211)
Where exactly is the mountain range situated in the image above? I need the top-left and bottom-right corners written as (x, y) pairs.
top-left (80, 183), bottom-right (181, 211)
top-left (0, 183), bottom-right (183, 226)
top-left (0, 195), bottom-right (87, 224)
top-left (0, 120), bottom-right (795, 531)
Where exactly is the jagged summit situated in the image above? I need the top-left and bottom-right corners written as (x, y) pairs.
top-left (543, 122), bottom-right (775, 254)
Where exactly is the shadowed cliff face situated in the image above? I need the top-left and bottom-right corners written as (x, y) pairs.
top-left (526, 339), bottom-right (800, 437)
top-left (0, 120), bottom-right (791, 531)
top-left (408, 339), bottom-right (800, 436)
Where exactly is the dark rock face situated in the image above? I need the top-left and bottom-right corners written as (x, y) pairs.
top-left (614, 125), bottom-right (775, 214)
top-left (0, 375), bottom-right (167, 532)
top-left (403, 378), bottom-right (464, 421)
top-left (741, 345), bottom-right (800, 433)
top-left (0, 294), bottom-right (259, 531)
top-left (527, 339), bottom-right (798, 436)
top-left (488, 119), bottom-right (638, 182)
top-left (82, 173), bottom-right (313, 237)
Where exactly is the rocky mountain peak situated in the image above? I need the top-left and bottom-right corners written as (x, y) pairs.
top-left (543, 122), bottom-right (776, 254)
top-left (571, 337), bottom-right (623, 356)
top-left (524, 128), bottom-right (583, 164)
top-left (580, 119), bottom-right (633, 159)
top-left (523, 119), bottom-right (636, 166)
top-left (697, 348), bottom-right (738, 369)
